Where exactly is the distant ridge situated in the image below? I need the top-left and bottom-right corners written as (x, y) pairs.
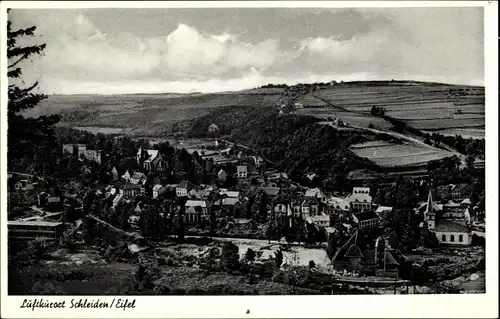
top-left (46, 79), bottom-right (484, 96)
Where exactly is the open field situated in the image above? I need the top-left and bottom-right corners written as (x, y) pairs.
top-left (350, 140), bottom-right (453, 168)
top-left (23, 92), bottom-right (282, 137)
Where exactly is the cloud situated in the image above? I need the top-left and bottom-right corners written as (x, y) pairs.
top-left (9, 8), bottom-right (484, 94)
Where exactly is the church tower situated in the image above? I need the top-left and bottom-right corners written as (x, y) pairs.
top-left (425, 189), bottom-right (436, 230)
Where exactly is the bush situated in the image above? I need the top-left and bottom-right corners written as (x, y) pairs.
top-left (272, 271), bottom-right (289, 284)
top-left (259, 262), bottom-right (275, 279)
top-left (153, 285), bottom-right (171, 295)
top-left (219, 242), bottom-right (239, 271)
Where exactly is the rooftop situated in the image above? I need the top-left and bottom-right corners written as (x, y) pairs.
top-left (185, 200), bottom-right (209, 208)
top-left (310, 215), bottom-right (330, 222)
top-left (177, 180), bottom-right (194, 189)
top-left (260, 187), bottom-right (281, 197)
top-left (144, 150), bottom-right (160, 163)
top-left (152, 184), bottom-right (165, 191)
top-left (375, 206), bottom-right (393, 213)
top-left (353, 211), bottom-right (379, 221)
top-left (219, 190), bottom-right (239, 198)
top-left (434, 219), bottom-right (470, 233)
top-left (215, 198), bottom-right (241, 206)
top-left (124, 183), bottom-right (142, 190)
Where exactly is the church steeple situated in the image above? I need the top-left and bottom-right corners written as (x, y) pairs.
top-left (426, 189), bottom-right (434, 216)
top-left (425, 186), bottom-right (436, 230)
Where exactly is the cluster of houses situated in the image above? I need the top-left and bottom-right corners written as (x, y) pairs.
top-left (62, 143), bottom-right (103, 164)
top-left (8, 139), bottom-right (482, 279)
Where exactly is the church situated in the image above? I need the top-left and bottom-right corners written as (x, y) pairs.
top-left (136, 148), bottom-right (167, 173)
top-left (422, 189), bottom-right (472, 246)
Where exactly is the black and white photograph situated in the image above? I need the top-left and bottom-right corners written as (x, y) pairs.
top-left (1, 1), bottom-right (498, 318)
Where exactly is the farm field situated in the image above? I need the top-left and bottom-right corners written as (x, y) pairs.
top-left (296, 108), bottom-right (393, 130)
top-left (405, 118), bottom-right (485, 130)
top-left (311, 83), bottom-right (485, 136)
top-left (350, 140), bottom-right (453, 168)
top-left (422, 128), bottom-right (485, 139)
top-left (23, 92), bottom-right (282, 137)
top-left (295, 95), bottom-right (329, 107)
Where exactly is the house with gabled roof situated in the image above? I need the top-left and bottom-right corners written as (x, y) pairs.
top-left (185, 200), bottom-right (211, 224)
top-left (301, 198), bottom-right (321, 217)
top-left (451, 183), bottom-right (471, 201)
top-left (152, 184), bottom-right (167, 199)
top-left (176, 180), bottom-right (194, 197)
top-left (331, 229), bottom-right (375, 273)
top-left (348, 187), bottom-right (372, 212)
top-left (123, 183), bottom-right (143, 198)
top-left (352, 211), bottom-right (379, 230)
top-left (305, 187), bottom-right (326, 203)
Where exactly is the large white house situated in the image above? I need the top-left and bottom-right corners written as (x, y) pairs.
top-left (348, 187), bottom-right (372, 212)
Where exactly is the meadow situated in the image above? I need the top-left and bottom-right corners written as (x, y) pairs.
top-left (350, 140), bottom-right (453, 168)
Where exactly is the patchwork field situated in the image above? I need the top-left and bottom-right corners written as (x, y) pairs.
top-left (350, 140), bottom-right (453, 168)
top-left (313, 83), bottom-right (485, 135)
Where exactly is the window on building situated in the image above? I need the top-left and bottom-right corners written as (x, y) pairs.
top-left (450, 235), bottom-right (455, 242)
top-left (459, 235), bottom-right (464, 242)
top-left (442, 234), bottom-right (446, 242)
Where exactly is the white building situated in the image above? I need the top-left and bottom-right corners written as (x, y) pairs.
top-left (237, 165), bottom-right (248, 179)
top-left (152, 184), bottom-right (167, 199)
top-left (348, 187), bottom-right (372, 212)
top-left (423, 189), bottom-right (471, 246)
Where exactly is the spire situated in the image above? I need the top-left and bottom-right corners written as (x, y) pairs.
top-left (426, 189), bottom-right (433, 217)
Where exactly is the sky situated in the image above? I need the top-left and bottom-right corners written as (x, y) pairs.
top-left (9, 7), bottom-right (484, 94)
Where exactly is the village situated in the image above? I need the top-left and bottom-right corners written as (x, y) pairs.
top-left (7, 126), bottom-right (486, 294)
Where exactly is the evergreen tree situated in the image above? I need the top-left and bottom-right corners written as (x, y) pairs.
top-left (7, 10), bottom-right (61, 170)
